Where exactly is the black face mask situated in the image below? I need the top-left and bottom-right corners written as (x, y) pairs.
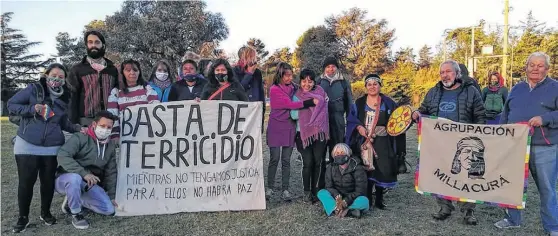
top-left (215, 74), bottom-right (228, 82)
top-left (182, 74), bottom-right (197, 82)
top-left (87, 46), bottom-right (106, 59)
top-left (332, 155), bottom-right (350, 165)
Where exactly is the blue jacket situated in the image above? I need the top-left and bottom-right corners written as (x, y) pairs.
top-left (7, 79), bottom-right (80, 147)
top-left (149, 82), bottom-right (171, 102)
top-left (234, 66), bottom-right (265, 103)
top-left (501, 77), bottom-right (558, 145)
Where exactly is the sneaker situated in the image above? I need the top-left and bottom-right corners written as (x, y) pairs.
top-left (72, 213), bottom-right (89, 230)
top-left (281, 190), bottom-right (292, 201)
top-left (494, 219), bottom-right (520, 229)
top-left (12, 216), bottom-right (30, 233)
top-left (265, 189), bottom-right (273, 200)
top-left (61, 196), bottom-right (71, 214)
top-left (39, 212), bottom-right (57, 225)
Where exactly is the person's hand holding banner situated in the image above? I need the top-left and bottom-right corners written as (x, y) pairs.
top-left (528, 116), bottom-right (543, 127)
top-left (412, 110), bottom-right (421, 121)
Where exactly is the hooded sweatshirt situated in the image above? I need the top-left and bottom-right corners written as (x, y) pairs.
top-left (56, 126), bottom-right (118, 199)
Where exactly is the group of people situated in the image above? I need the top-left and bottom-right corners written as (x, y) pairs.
top-left (5, 28), bottom-right (557, 235)
top-left (411, 52), bottom-right (558, 235)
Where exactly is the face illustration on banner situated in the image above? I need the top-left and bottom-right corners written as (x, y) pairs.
top-left (451, 136), bottom-right (486, 180)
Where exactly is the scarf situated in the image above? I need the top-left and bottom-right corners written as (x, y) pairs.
top-left (152, 77), bottom-right (171, 90)
top-left (295, 85), bottom-right (330, 148)
top-left (85, 123), bottom-right (109, 160)
top-left (322, 71), bottom-right (344, 84)
top-left (87, 57), bottom-right (107, 73)
top-left (48, 86), bottom-right (64, 97)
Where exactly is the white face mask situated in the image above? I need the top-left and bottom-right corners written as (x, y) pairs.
top-left (155, 72), bottom-right (169, 81)
top-left (94, 126), bottom-right (111, 140)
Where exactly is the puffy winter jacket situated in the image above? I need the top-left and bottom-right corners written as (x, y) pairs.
top-left (168, 77), bottom-right (207, 101)
top-left (324, 157), bottom-right (367, 206)
top-left (7, 79), bottom-right (80, 146)
top-left (418, 79), bottom-right (486, 124)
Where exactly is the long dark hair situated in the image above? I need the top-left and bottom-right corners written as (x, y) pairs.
top-left (120, 59), bottom-right (146, 93)
top-left (148, 60), bottom-right (175, 83)
top-left (207, 59), bottom-right (236, 86)
top-left (273, 62), bottom-right (293, 85)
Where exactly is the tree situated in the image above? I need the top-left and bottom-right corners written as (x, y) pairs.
top-left (510, 11), bottom-right (547, 78)
top-left (418, 45), bottom-right (433, 69)
top-left (394, 47), bottom-right (416, 65)
top-left (54, 20), bottom-right (120, 69)
top-left (293, 26), bottom-right (340, 74)
top-left (104, 1), bottom-right (229, 73)
top-left (246, 38), bottom-right (269, 61)
top-left (1, 12), bottom-right (49, 89)
top-left (54, 32), bottom-right (85, 68)
top-left (541, 31), bottom-right (558, 78)
top-left (326, 7), bottom-right (395, 80)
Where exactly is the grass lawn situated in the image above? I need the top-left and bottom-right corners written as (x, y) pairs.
top-left (0, 120), bottom-right (548, 235)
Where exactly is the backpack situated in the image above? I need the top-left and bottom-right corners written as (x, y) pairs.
top-left (484, 90), bottom-right (504, 114)
top-left (9, 83), bottom-right (44, 126)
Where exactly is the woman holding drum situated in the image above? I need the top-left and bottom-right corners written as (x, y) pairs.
top-left (345, 74), bottom-right (409, 209)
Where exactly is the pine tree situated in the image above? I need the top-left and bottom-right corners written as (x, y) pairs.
top-left (1, 12), bottom-right (49, 89)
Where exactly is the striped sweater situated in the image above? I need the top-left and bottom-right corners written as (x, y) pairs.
top-left (107, 85), bottom-right (159, 139)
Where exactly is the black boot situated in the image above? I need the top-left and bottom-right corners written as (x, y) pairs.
top-left (398, 153), bottom-right (408, 174)
top-left (464, 209), bottom-right (478, 225)
top-left (432, 208), bottom-right (451, 220)
top-left (374, 186), bottom-right (387, 210)
top-left (367, 181), bottom-right (375, 208)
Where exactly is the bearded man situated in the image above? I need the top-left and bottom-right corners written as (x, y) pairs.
top-left (67, 31), bottom-right (119, 127)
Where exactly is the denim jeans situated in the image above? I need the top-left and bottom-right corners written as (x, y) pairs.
top-left (55, 173), bottom-right (115, 215)
top-left (317, 189), bottom-right (369, 216)
top-left (506, 144), bottom-right (558, 232)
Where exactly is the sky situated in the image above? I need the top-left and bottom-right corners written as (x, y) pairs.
top-left (2, 0), bottom-right (558, 61)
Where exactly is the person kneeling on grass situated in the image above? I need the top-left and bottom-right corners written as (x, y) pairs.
top-left (317, 143), bottom-right (369, 218)
top-left (55, 111), bottom-right (118, 229)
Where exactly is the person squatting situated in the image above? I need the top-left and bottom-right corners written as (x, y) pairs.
top-left (7, 29), bottom-right (557, 235)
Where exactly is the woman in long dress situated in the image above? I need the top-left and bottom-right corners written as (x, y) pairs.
top-left (345, 74), bottom-right (406, 210)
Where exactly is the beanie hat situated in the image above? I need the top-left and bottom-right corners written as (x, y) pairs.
top-left (84, 30), bottom-right (106, 45)
top-left (322, 56), bottom-right (339, 70)
top-left (364, 73), bottom-right (382, 86)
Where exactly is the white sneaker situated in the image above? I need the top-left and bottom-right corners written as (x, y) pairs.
top-left (281, 190), bottom-right (292, 201)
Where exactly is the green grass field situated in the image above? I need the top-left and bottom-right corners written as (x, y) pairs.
top-left (0, 121), bottom-right (547, 235)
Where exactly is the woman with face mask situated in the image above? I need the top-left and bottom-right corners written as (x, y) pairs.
top-left (266, 62), bottom-right (317, 201)
top-left (317, 143), bottom-right (368, 218)
top-left (345, 74), bottom-right (405, 211)
top-left (147, 60), bottom-right (176, 102)
top-left (7, 63), bottom-right (83, 232)
top-left (168, 59), bottom-right (207, 102)
top-left (107, 59), bottom-right (160, 140)
top-left (290, 68), bottom-right (330, 203)
top-left (481, 72), bottom-right (508, 125)
top-left (200, 59), bottom-right (248, 101)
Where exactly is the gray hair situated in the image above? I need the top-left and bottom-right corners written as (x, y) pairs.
top-left (440, 60), bottom-right (462, 79)
top-left (526, 52), bottom-right (550, 69)
top-left (332, 143), bottom-right (352, 157)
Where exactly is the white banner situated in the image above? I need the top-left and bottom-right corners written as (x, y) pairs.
top-left (114, 101), bottom-right (266, 216)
